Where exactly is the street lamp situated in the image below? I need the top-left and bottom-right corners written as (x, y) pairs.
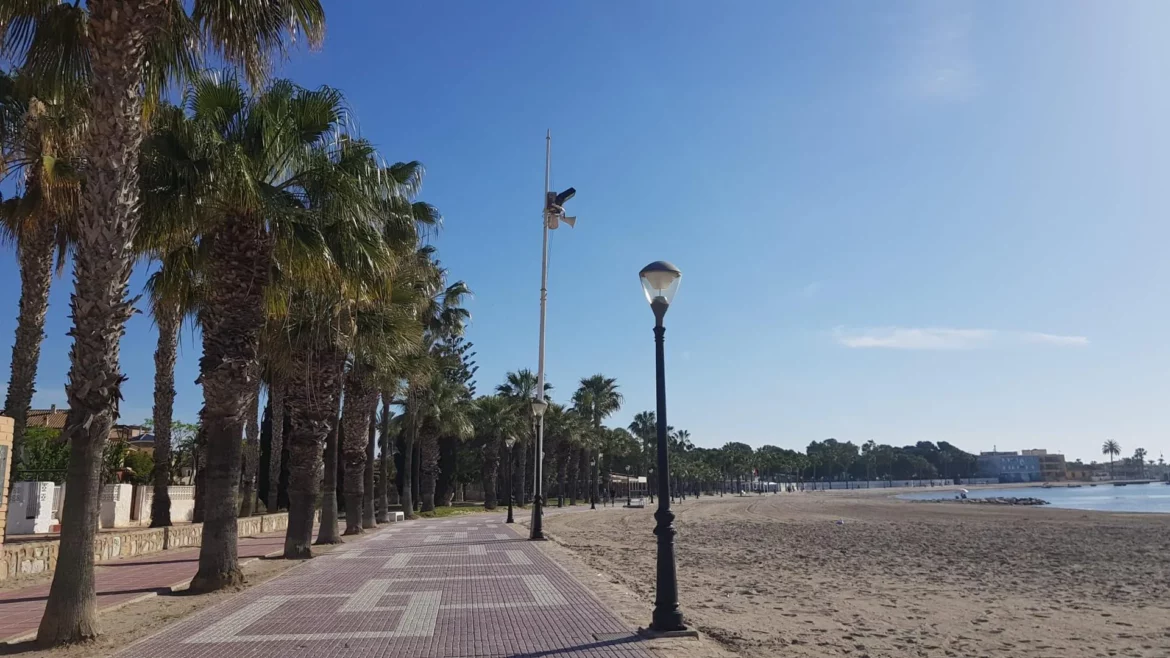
top-left (598, 452), bottom-right (605, 507)
top-left (505, 435), bottom-right (517, 524)
top-left (639, 260), bottom-right (688, 634)
top-left (626, 465), bottom-right (632, 507)
top-left (648, 468), bottom-right (654, 504)
top-left (529, 397), bottom-right (548, 539)
top-left (589, 455), bottom-right (598, 510)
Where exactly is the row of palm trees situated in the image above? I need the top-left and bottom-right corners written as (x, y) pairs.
top-left (0, 0), bottom-right (475, 646)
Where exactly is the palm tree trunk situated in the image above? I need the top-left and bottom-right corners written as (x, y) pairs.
top-left (282, 347), bottom-right (341, 557)
top-left (412, 441), bottom-right (421, 511)
top-left (36, 3), bottom-right (169, 644)
top-left (238, 381), bottom-right (260, 517)
top-left (3, 219), bottom-right (55, 473)
top-left (340, 366), bottom-right (377, 535)
top-left (149, 301), bottom-right (179, 527)
top-left (362, 409), bottom-right (376, 528)
top-left (482, 435), bottom-right (499, 510)
top-left (266, 379), bottom-right (285, 513)
top-left (192, 419), bottom-right (207, 522)
top-left (375, 395), bottom-right (391, 522)
top-left (400, 407), bottom-right (416, 519)
top-left (315, 396), bottom-right (343, 546)
top-left (189, 215), bottom-right (272, 594)
top-left (436, 435), bottom-right (457, 507)
top-left (420, 425), bottom-right (438, 513)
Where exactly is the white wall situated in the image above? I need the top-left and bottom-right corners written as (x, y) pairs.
top-left (5, 482), bottom-right (57, 534)
top-left (99, 483), bottom-right (133, 529)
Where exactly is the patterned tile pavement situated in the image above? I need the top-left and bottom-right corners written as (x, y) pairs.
top-left (0, 530), bottom-right (296, 643)
top-left (118, 515), bottom-right (654, 657)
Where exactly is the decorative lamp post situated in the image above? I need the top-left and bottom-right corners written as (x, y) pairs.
top-left (598, 452), bottom-right (605, 507)
top-left (648, 468), bottom-right (654, 504)
top-left (589, 455), bottom-right (597, 510)
top-left (505, 435), bottom-right (517, 524)
top-left (626, 465), bottom-right (632, 506)
top-left (639, 260), bottom-right (688, 634)
top-left (529, 398), bottom-right (548, 539)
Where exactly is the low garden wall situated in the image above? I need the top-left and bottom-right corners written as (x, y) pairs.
top-left (0, 512), bottom-right (290, 581)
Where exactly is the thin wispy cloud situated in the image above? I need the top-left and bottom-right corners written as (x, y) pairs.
top-left (834, 327), bottom-right (1089, 351)
top-left (901, 3), bottom-right (979, 102)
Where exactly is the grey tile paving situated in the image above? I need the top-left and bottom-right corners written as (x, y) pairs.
top-left (118, 515), bottom-right (652, 658)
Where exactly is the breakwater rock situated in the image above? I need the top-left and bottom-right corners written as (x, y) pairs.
top-left (922, 496), bottom-right (1050, 506)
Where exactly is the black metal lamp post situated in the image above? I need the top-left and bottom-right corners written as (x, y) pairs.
top-left (505, 435), bottom-right (516, 524)
top-left (590, 455), bottom-right (597, 510)
top-left (648, 468), bottom-right (654, 504)
top-left (640, 260), bottom-right (687, 634)
top-left (530, 398), bottom-right (548, 539)
top-left (626, 465), bottom-right (632, 507)
top-left (599, 452), bottom-right (605, 507)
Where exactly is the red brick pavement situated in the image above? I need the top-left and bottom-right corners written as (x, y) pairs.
top-left (0, 530), bottom-right (296, 643)
top-left (117, 516), bottom-right (654, 657)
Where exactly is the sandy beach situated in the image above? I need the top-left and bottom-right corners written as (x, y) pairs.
top-left (544, 488), bottom-right (1170, 658)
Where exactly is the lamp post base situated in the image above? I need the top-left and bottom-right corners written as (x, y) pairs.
top-left (639, 626), bottom-right (698, 639)
top-left (529, 495), bottom-right (545, 540)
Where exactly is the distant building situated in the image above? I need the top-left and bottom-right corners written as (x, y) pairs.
top-left (976, 451), bottom-right (1042, 483)
top-left (26, 406), bottom-right (148, 443)
top-left (1021, 449), bottom-right (1067, 481)
top-left (1065, 461), bottom-right (1103, 481)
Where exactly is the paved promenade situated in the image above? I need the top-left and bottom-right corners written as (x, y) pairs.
top-left (119, 515), bottom-right (653, 657)
top-left (0, 531), bottom-right (290, 643)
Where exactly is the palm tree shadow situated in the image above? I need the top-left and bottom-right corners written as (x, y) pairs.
top-left (0, 640), bottom-right (41, 655)
top-left (506, 634), bottom-right (646, 657)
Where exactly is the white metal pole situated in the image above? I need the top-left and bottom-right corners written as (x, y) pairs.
top-left (532, 131), bottom-right (550, 534)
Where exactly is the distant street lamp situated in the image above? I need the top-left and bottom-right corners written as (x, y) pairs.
top-left (589, 453), bottom-right (600, 510)
top-left (639, 260), bottom-right (687, 633)
top-left (505, 436), bottom-right (517, 524)
top-left (648, 468), bottom-right (655, 504)
top-left (598, 452), bottom-right (605, 507)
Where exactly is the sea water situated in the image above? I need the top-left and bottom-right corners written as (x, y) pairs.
top-left (899, 482), bottom-right (1170, 514)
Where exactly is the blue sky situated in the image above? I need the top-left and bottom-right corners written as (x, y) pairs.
top-left (2, 1), bottom-right (1168, 464)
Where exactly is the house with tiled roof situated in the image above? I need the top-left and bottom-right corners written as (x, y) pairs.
top-left (26, 406), bottom-right (149, 443)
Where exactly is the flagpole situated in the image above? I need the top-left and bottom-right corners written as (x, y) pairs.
top-left (531, 130), bottom-right (551, 540)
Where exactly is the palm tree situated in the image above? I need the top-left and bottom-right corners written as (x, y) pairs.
top-left (0, 72), bottom-right (81, 473)
top-left (2, 2), bottom-right (326, 643)
top-left (545, 404), bottom-right (584, 507)
top-left (1102, 439), bottom-right (1121, 479)
top-left (340, 293), bottom-right (423, 532)
top-left (375, 397), bottom-right (397, 521)
top-left (418, 376), bottom-right (473, 512)
top-left (0, 1), bottom-right (324, 644)
top-left (141, 75), bottom-right (369, 590)
top-left (472, 395), bottom-right (517, 510)
top-left (1132, 447), bottom-right (1147, 479)
top-left (415, 268), bottom-right (472, 512)
top-left (496, 369), bottom-right (551, 505)
top-left (264, 365), bottom-right (286, 514)
top-left (573, 375), bottom-right (623, 504)
top-left (335, 154), bottom-right (438, 532)
top-left (628, 411), bottom-right (656, 473)
top-left (139, 249), bottom-right (201, 528)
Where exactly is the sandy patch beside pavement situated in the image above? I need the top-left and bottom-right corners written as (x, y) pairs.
top-left (543, 489), bottom-right (1170, 658)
